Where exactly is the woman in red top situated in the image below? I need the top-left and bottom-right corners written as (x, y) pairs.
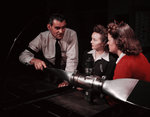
top-left (107, 21), bottom-right (150, 82)
top-left (98, 21), bottom-right (150, 117)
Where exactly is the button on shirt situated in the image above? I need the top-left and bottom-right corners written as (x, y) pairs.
top-left (19, 28), bottom-right (78, 73)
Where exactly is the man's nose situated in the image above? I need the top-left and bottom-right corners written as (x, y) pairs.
top-left (59, 29), bottom-right (63, 33)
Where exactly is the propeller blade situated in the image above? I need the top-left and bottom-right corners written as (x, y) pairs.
top-left (103, 79), bottom-right (150, 110)
top-left (45, 68), bottom-right (150, 110)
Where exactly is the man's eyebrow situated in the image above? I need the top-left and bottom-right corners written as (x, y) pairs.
top-left (55, 26), bottom-right (66, 29)
top-left (55, 26), bottom-right (61, 28)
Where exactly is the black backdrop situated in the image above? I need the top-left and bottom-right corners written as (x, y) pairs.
top-left (1, 0), bottom-right (150, 78)
top-left (1, 0), bottom-right (108, 74)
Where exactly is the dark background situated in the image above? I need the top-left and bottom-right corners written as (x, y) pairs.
top-left (0, 0), bottom-right (150, 116)
top-left (1, 0), bottom-right (150, 79)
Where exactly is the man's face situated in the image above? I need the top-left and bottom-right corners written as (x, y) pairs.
top-left (47, 19), bottom-right (66, 39)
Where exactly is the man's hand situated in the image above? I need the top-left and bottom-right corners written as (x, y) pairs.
top-left (30, 58), bottom-right (47, 70)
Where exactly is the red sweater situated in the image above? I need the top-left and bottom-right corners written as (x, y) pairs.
top-left (113, 53), bottom-right (150, 82)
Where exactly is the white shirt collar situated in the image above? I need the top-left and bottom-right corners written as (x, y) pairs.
top-left (88, 50), bottom-right (109, 62)
top-left (116, 52), bottom-right (126, 64)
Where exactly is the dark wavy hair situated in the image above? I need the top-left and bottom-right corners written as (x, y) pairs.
top-left (93, 24), bottom-right (109, 52)
top-left (107, 22), bottom-right (142, 55)
top-left (48, 13), bottom-right (66, 25)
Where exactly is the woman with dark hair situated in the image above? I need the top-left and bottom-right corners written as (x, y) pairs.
top-left (81, 24), bottom-right (117, 104)
top-left (107, 21), bottom-right (150, 82)
top-left (99, 21), bottom-right (150, 117)
top-left (83, 24), bottom-right (116, 80)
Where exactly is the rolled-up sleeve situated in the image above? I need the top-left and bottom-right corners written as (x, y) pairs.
top-left (19, 34), bottom-right (42, 65)
top-left (19, 49), bottom-right (34, 65)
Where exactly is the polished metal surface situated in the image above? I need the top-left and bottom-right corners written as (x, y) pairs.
top-left (46, 68), bottom-right (150, 110)
top-left (47, 68), bottom-right (139, 100)
top-left (102, 79), bottom-right (139, 102)
top-left (71, 74), bottom-right (103, 89)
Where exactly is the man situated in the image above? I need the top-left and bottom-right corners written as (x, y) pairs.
top-left (19, 13), bottom-right (78, 85)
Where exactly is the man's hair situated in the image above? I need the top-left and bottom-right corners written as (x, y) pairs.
top-left (48, 13), bottom-right (66, 25)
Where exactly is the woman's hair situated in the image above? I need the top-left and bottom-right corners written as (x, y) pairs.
top-left (107, 21), bottom-right (142, 55)
top-left (93, 24), bottom-right (108, 52)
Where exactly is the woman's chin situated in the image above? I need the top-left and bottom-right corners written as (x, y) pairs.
top-left (91, 47), bottom-right (94, 50)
